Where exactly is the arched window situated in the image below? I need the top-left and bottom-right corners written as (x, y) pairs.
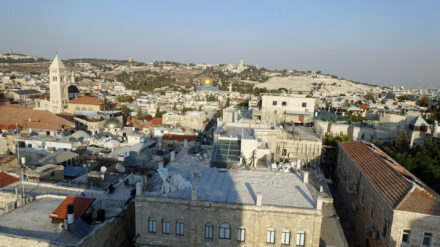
top-left (219, 224), bottom-right (231, 239)
top-left (162, 219), bottom-right (170, 234)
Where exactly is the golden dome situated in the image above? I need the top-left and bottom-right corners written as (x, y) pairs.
top-left (202, 76), bottom-right (213, 85)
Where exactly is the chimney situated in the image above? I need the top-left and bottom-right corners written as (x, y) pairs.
top-left (256, 193), bottom-right (263, 206)
top-left (191, 187), bottom-right (197, 201)
top-left (434, 121), bottom-right (438, 138)
top-left (170, 151), bottom-right (175, 161)
top-left (303, 172), bottom-right (309, 184)
top-left (316, 196), bottom-right (324, 211)
top-left (136, 182), bottom-right (142, 196)
top-left (67, 204), bottom-right (74, 224)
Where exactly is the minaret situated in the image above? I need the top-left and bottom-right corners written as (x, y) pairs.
top-left (239, 57), bottom-right (244, 67)
top-left (49, 53), bottom-right (68, 113)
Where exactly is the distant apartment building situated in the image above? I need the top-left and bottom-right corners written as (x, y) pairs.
top-left (252, 94), bottom-right (316, 125)
top-left (135, 164), bottom-right (328, 247)
top-left (335, 141), bottom-right (440, 247)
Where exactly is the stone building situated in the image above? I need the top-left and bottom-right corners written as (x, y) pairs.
top-left (135, 164), bottom-right (329, 247)
top-left (251, 94), bottom-right (316, 125)
top-left (335, 141), bottom-right (440, 247)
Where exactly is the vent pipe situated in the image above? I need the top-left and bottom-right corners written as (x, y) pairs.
top-left (303, 172), bottom-right (309, 184)
top-left (67, 204), bottom-right (74, 224)
top-left (170, 151), bottom-right (175, 161)
top-left (136, 182), bottom-right (142, 196)
top-left (256, 193), bottom-right (263, 206)
top-left (191, 187), bottom-right (197, 201)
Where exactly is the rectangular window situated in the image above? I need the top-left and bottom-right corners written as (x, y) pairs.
top-left (282, 101), bottom-right (287, 106)
top-left (370, 201), bottom-right (375, 220)
top-left (360, 190), bottom-right (365, 205)
top-left (205, 224), bottom-right (213, 239)
top-left (219, 224), bottom-right (231, 239)
top-left (296, 231), bottom-right (305, 246)
top-left (237, 227), bottom-right (245, 242)
top-left (422, 233), bottom-right (432, 247)
top-left (28, 143), bottom-right (32, 148)
top-left (382, 218), bottom-right (389, 238)
top-left (266, 229), bottom-right (275, 244)
top-left (148, 218), bottom-right (156, 233)
top-left (282, 148), bottom-right (287, 156)
top-left (281, 230), bottom-right (290, 245)
top-left (176, 221), bottom-right (184, 235)
top-left (401, 230), bottom-right (410, 243)
top-left (273, 101), bottom-right (277, 106)
top-left (302, 102), bottom-right (307, 107)
top-left (162, 219), bottom-right (170, 234)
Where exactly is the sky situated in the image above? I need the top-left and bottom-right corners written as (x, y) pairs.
top-left (1, 0), bottom-right (439, 87)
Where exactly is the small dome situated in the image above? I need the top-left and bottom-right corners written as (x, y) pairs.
top-left (104, 117), bottom-right (122, 129)
top-left (202, 76), bottom-right (213, 85)
top-left (68, 85), bottom-right (79, 93)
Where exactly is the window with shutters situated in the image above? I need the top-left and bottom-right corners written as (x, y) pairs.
top-left (176, 220), bottom-right (184, 235)
top-left (162, 219), bottom-right (170, 234)
top-left (266, 228), bottom-right (275, 244)
top-left (296, 231), bottom-right (305, 246)
top-left (237, 227), bottom-right (245, 242)
top-left (148, 218), bottom-right (156, 233)
top-left (205, 224), bottom-right (213, 239)
top-left (281, 230), bottom-right (290, 245)
top-left (219, 224), bottom-right (231, 239)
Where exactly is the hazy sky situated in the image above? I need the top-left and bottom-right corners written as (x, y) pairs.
top-left (1, 0), bottom-right (439, 87)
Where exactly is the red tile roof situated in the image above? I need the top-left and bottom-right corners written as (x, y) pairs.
top-left (50, 196), bottom-right (95, 220)
top-left (150, 118), bottom-right (162, 126)
top-left (162, 134), bottom-right (198, 142)
top-left (340, 141), bottom-right (440, 215)
top-left (0, 106), bottom-right (74, 131)
top-left (0, 172), bottom-right (20, 188)
top-left (68, 96), bottom-right (103, 105)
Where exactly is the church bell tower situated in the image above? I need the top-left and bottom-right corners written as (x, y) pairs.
top-left (49, 53), bottom-right (68, 113)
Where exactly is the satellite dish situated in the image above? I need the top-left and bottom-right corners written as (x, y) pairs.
top-left (100, 166), bottom-right (107, 173)
top-left (115, 163), bottom-right (126, 173)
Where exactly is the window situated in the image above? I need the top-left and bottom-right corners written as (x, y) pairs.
top-left (205, 224), bottom-right (213, 239)
top-left (401, 230), bottom-right (410, 244)
top-left (282, 101), bottom-right (287, 106)
top-left (370, 201), bottom-right (375, 220)
top-left (282, 148), bottom-right (287, 156)
top-left (273, 101), bottom-right (277, 106)
top-left (148, 218), bottom-right (156, 233)
top-left (360, 190), bottom-right (365, 205)
top-left (237, 227), bottom-right (245, 242)
top-left (219, 224), bottom-right (231, 239)
top-left (296, 231), bottom-right (305, 246)
top-left (176, 220), bottom-right (184, 235)
top-left (266, 228), bottom-right (275, 244)
top-left (281, 230), bottom-right (290, 245)
top-left (28, 143), bottom-right (32, 148)
top-left (302, 102), bottom-right (307, 107)
top-left (382, 218), bottom-right (389, 238)
top-left (422, 233), bottom-right (432, 247)
top-left (162, 219), bottom-right (170, 234)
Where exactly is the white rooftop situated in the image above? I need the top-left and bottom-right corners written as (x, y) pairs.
top-left (148, 164), bottom-right (316, 209)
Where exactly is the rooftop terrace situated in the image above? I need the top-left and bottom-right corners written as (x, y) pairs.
top-left (147, 164), bottom-right (316, 209)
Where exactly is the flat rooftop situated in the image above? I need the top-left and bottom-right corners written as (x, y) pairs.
top-left (147, 164), bottom-right (316, 209)
top-left (0, 197), bottom-right (82, 245)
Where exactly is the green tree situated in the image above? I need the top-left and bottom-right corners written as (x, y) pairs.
top-left (417, 96), bottom-right (430, 107)
top-left (120, 105), bottom-right (130, 115)
top-left (137, 107), bottom-right (145, 120)
top-left (225, 97), bottom-right (231, 108)
top-left (102, 97), bottom-right (111, 111)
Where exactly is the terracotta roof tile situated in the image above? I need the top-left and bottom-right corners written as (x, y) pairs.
top-left (162, 134), bottom-right (197, 142)
top-left (340, 141), bottom-right (440, 215)
top-left (68, 96), bottom-right (103, 105)
top-left (50, 196), bottom-right (95, 220)
top-left (0, 106), bottom-right (74, 131)
top-left (0, 172), bottom-right (20, 188)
